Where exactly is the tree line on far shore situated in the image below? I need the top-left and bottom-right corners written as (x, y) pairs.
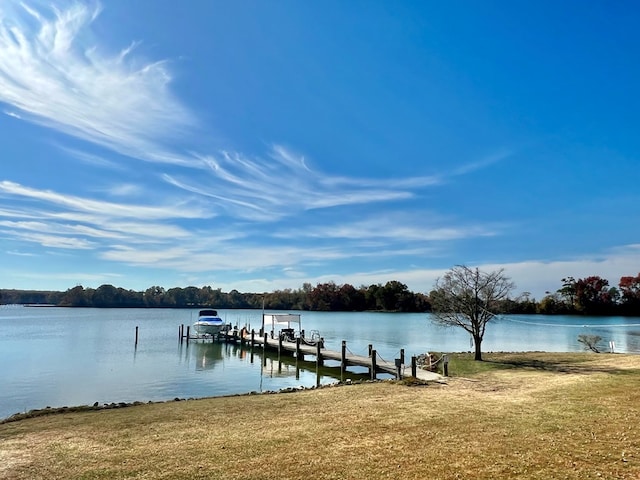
top-left (1, 272), bottom-right (639, 316)
top-left (0, 281), bottom-right (429, 312)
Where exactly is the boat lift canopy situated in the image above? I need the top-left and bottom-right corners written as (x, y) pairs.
top-left (262, 313), bottom-right (301, 335)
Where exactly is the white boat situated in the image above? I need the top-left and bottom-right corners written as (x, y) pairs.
top-left (193, 309), bottom-right (230, 336)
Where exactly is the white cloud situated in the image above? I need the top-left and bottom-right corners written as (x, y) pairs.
top-left (285, 215), bottom-right (497, 241)
top-left (55, 145), bottom-right (125, 170)
top-left (164, 145), bottom-right (438, 221)
top-left (0, 181), bottom-right (210, 221)
top-left (10, 231), bottom-right (96, 249)
top-left (0, 1), bottom-right (199, 166)
top-left (6, 250), bottom-right (36, 256)
top-left (451, 150), bottom-right (513, 176)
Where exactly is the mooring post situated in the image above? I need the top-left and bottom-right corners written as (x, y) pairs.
top-left (341, 340), bottom-right (347, 382)
top-left (411, 356), bottom-right (417, 377)
top-left (400, 348), bottom-right (405, 365)
top-left (186, 325), bottom-right (190, 344)
top-left (264, 333), bottom-right (268, 352)
top-left (370, 349), bottom-right (377, 380)
top-left (251, 329), bottom-right (255, 348)
top-left (316, 339), bottom-right (323, 366)
top-left (278, 332), bottom-right (283, 358)
top-left (178, 325), bottom-right (182, 344)
top-left (368, 344), bottom-right (373, 357)
top-left (395, 358), bottom-right (402, 380)
top-left (135, 326), bottom-right (139, 347)
top-left (296, 337), bottom-right (303, 360)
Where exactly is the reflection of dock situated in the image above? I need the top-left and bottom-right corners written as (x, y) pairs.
top-left (219, 329), bottom-right (442, 383)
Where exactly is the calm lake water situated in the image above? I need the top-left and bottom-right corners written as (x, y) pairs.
top-left (2, 306), bottom-right (640, 420)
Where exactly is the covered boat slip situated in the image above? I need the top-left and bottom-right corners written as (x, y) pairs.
top-left (262, 313), bottom-right (306, 341)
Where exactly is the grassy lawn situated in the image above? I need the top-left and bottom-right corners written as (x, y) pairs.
top-left (2, 352), bottom-right (640, 479)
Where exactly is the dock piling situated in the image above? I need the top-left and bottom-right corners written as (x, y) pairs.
top-left (296, 337), bottom-right (303, 360)
top-left (316, 340), bottom-right (323, 366)
top-left (340, 341), bottom-right (347, 382)
top-left (371, 349), bottom-right (377, 380)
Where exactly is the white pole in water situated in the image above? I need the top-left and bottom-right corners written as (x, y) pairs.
top-left (610, 340), bottom-right (615, 353)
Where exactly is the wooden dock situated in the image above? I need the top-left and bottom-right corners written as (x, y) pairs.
top-left (212, 328), bottom-right (443, 383)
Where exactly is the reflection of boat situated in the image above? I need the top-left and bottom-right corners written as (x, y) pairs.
top-left (193, 309), bottom-right (230, 336)
top-left (191, 342), bottom-right (224, 371)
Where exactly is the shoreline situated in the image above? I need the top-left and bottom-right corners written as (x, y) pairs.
top-left (1, 377), bottom-right (429, 424)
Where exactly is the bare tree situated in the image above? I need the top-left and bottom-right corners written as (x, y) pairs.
top-left (430, 266), bottom-right (515, 361)
top-left (577, 334), bottom-right (603, 353)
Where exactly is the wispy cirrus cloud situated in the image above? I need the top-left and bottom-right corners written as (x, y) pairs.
top-left (0, 181), bottom-right (205, 251)
top-left (0, 181), bottom-right (210, 221)
top-left (0, 0), bottom-right (198, 166)
top-left (283, 215), bottom-right (498, 242)
top-left (164, 144), bottom-right (440, 220)
top-left (451, 149), bottom-right (513, 176)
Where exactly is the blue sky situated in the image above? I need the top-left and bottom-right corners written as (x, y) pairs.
top-left (0, 0), bottom-right (638, 299)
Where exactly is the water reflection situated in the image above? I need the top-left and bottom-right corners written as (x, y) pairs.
top-left (190, 342), bottom-right (224, 371)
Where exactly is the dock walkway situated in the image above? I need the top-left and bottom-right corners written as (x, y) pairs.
top-left (218, 330), bottom-right (443, 383)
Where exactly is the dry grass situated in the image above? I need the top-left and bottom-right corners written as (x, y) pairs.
top-left (2, 352), bottom-right (640, 479)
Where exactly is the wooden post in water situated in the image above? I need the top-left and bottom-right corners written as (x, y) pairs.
top-left (370, 349), bottom-right (377, 380)
top-left (341, 340), bottom-right (347, 382)
top-left (135, 326), bottom-right (139, 347)
top-left (296, 337), bottom-right (303, 361)
top-left (411, 356), bottom-right (417, 377)
top-left (186, 325), bottom-right (190, 344)
top-left (251, 329), bottom-right (255, 348)
top-left (278, 333), bottom-right (283, 358)
top-left (316, 339), bottom-right (323, 366)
